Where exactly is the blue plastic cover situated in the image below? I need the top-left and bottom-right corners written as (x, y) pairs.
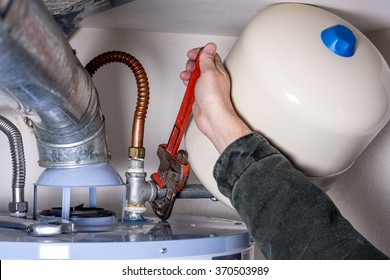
top-left (321, 25), bottom-right (356, 57)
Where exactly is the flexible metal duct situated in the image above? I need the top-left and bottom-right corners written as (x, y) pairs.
top-left (0, 0), bottom-right (110, 167)
top-left (0, 115), bottom-right (27, 217)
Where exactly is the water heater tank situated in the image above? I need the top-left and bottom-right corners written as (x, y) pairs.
top-left (185, 3), bottom-right (390, 208)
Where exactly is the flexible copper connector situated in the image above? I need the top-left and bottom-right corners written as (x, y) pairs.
top-left (85, 51), bottom-right (150, 158)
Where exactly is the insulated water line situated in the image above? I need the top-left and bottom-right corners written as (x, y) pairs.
top-left (85, 51), bottom-right (150, 159)
top-left (0, 116), bottom-right (28, 218)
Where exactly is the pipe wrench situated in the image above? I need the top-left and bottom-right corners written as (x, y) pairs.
top-left (150, 50), bottom-right (201, 220)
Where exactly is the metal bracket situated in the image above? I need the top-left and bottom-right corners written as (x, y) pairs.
top-left (0, 215), bottom-right (75, 236)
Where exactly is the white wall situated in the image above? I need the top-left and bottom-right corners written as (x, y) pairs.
top-left (1, 26), bottom-right (390, 258)
top-left (325, 30), bottom-right (390, 256)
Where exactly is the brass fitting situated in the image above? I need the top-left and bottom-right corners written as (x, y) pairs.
top-left (128, 146), bottom-right (145, 159)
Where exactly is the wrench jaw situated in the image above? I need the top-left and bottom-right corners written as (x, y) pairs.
top-left (124, 145), bottom-right (190, 222)
top-left (150, 145), bottom-right (190, 220)
top-left (149, 190), bottom-right (177, 221)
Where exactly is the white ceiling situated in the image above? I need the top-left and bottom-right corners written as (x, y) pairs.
top-left (79, 0), bottom-right (390, 36)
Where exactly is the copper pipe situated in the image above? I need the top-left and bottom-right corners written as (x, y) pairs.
top-left (85, 51), bottom-right (150, 158)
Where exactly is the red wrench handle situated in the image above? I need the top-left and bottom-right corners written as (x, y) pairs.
top-left (150, 50), bottom-right (202, 219)
top-left (166, 53), bottom-right (201, 155)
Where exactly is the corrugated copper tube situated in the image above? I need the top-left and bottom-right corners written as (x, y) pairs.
top-left (85, 51), bottom-right (150, 158)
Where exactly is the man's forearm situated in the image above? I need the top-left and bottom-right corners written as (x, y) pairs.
top-left (213, 132), bottom-right (388, 259)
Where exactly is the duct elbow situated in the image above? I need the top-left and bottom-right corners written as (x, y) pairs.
top-left (0, 0), bottom-right (111, 168)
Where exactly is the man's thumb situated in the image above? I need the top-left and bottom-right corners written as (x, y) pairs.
top-left (199, 43), bottom-right (217, 70)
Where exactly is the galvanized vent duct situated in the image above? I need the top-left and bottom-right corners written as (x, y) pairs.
top-left (0, 0), bottom-right (110, 168)
top-left (42, 0), bottom-right (136, 36)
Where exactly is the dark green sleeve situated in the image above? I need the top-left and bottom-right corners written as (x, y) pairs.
top-left (213, 132), bottom-right (388, 259)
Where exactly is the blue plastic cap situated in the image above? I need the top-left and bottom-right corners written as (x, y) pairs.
top-left (321, 25), bottom-right (356, 57)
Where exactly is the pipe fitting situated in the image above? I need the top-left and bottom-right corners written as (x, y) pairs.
top-left (124, 159), bottom-right (157, 220)
top-left (128, 146), bottom-right (145, 159)
top-left (8, 201), bottom-right (28, 218)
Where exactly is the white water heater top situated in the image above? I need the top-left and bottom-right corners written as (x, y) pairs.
top-left (185, 3), bottom-right (390, 208)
